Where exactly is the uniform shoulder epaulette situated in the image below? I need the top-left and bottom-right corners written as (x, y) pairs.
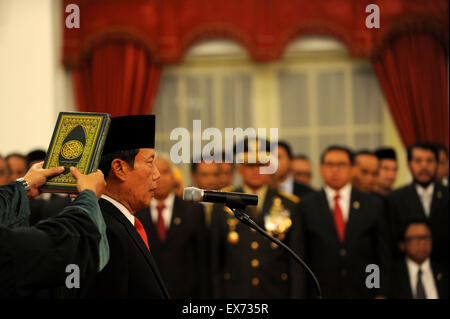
top-left (221, 185), bottom-right (234, 192)
top-left (278, 190), bottom-right (300, 204)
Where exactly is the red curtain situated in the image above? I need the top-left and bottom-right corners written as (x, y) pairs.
top-left (74, 42), bottom-right (161, 117)
top-left (373, 33), bottom-right (449, 149)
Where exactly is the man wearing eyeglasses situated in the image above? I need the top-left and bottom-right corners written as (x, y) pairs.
top-left (299, 145), bottom-right (390, 298)
top-left (389, 219), bottom-right (448, 299)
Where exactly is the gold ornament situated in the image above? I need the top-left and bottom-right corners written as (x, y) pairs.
top-left (228, 231), bottom-right (239, 244)
top-left (61, 140), bottom-right (84, 159)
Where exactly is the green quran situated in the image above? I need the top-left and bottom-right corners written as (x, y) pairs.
top-left (41, 112), bottom-right (111, 193)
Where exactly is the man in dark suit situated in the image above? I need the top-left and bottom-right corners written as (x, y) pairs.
top-left (71, 115), bottom-right (169, 298)
top-left (389, 219), bottom-right (448, 299)
top-left (291, 154), bottom-right (314, 188)
top-left (272, 141), bottom-right (314, 200)
top-left (136, 154), bottom-right (209, 299)
top-left (300, 145), bottom-right (390, 299)
top-left (386, 142), bottom-right (449, 268)
top-left (210, 137), bottom-right (306, 299)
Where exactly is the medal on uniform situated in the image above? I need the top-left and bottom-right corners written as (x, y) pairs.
top-left (264, 197), bottom-right (292, 239)
top-left (227, 218), bottom-right (239, 244)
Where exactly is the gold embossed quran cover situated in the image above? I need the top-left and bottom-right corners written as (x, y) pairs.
top-left (41, 112), bottom-right (111, 193)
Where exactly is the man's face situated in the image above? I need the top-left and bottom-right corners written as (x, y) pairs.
top-left (0, 158), bottom-right (10, 186)
top-left (437, 150), bottom-right (449, 181)
top-left (403, 223), bottom-right (432, 265)
top-left (408, 148), bottom-right (437, 185)
top-left (154, 158), bottom-right (175, 199)
top-left (291, 158), bottom-right (312, 186)
top-left (123, 148), bottom-right (160, 212)
top-left (218, 163), bottom-right (234, 189)
top-left (192, 162), bottom-right (220, 190)
top-left (352, 154), bottom-right (379, 193)
top-left (7, 156), bottom-right (27, 181)
top-left (238, 163), bottom-right (269, 190)
top-left (320, 150), bottom-right (353, 190)
top-left (274, 146), bottom-right (290, 181)
top-left (377, 159), bottom-right (398, 191)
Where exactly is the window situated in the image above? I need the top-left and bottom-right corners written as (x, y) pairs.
top-left (153, 36), bottom-right (400, 188)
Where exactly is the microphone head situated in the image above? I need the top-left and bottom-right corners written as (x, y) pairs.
top-left (183, 187), bottom-right (203, 202)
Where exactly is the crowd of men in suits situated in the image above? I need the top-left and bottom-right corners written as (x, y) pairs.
top-left (1, 139), bottom-right (448, 299)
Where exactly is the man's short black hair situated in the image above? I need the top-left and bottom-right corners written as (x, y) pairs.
top-left (26, 149), bottom-right (46, 168)
top-left (99, 149), bottom-right (140, 179)
top-left (320, 145), bottom-right (354, 165)
top-left (407, 142), bottom-right (439, 162)
top-left (401, 218), bottom-right (432, 241)
top-left (434, 143), bottom-right (449, 159)
top-left (277, 141), bottom-right (293, 160)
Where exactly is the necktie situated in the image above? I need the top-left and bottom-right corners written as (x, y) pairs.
top-left (415, 269), bottom-right (427, 299)
top-left (134, 217), bottom-right (150, 250)
top-left (333, 193), bottom-right (346, 242)
top-left (156, 204), bottom-right (166, 241)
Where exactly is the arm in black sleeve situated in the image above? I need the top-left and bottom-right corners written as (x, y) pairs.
top-left (0, 189), bottom-right (109, 297)
top-left (0, 181), bottom-right (30, 228)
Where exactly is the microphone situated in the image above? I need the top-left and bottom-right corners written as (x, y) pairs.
top-left (183, 187), bottom-right (258, 209)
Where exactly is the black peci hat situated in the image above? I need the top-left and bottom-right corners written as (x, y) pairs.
top-left (102, 115), bottom-right (156, 155)
top-left (374, 147), bottom-right (397, 161)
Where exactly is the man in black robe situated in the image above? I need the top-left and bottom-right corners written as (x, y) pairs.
top-left (1, 162), bottom-right (108, 297)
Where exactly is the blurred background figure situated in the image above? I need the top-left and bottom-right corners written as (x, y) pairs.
top-left (272, 141), bottom-right (314, 200)
top-left (172, 165), bottom-right (185, 197)
top-left (136, 154), bottom-right (209, 299)
top-left (22, 149), bottom-right (71, 226)
top-left (352, 150), bottom-right (379, 194)
top-left (374, 147), bottom-right (398, 195)
top-left (210, 137), bottom-right (305, 298)
top-left (299, 146), bottom-right (389, 298)
top-left (0, 155), bottom-right (11, 186)
top-left (389, 219), bottom-right (448, 299)
top-left (435, 143), bottom-right (449, 187)
top-left (190, 159), bottom-right (220, 225)
top-left (6, 153), bottom-right (27, 181)
top-left (218, 152), bottom-right (235, 190)
top-left (291, 154), bottom-right (313, 188)
top-left (386, 142), bottom-right (449, 269)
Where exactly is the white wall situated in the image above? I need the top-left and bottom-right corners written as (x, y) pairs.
top-left (0, 0), bottom-right (75, 156)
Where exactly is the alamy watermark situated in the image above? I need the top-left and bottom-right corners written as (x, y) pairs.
top-left (169, 120), bottom-right (279, 174)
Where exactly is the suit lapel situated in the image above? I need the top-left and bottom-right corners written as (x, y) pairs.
top-left (345, 188), bottom-right (362, 243)
top-left (317, 190), bottom-right (341, 244)
top-left (165, 196), bottom-right (182, 242)
top-left (429, 183), bottom-right (444, 220)
top-left (99, 199), bottom-right (170, 298)
top-left (408, 184), bottom-right (427, 218)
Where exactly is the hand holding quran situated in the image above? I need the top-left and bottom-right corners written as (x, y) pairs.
top-left (41, 112), bottom-right (111, 193)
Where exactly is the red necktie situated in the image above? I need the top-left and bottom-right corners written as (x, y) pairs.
top-left (333, 193), bottom-right (346, 242)
top-left (156, 204), bottom-right (166, 241)
top-left (134, 217), bottom-right (150, 250)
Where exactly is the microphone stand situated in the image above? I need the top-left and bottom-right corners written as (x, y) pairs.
top-left (227, 205), bottom-right (323, 299)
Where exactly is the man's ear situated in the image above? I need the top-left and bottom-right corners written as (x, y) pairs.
top-left (110, 159), bottom-right (128, 181)
top-left (399, 241), bottom-right (405, 252)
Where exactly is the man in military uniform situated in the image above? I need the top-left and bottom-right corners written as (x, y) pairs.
top-left (210, 137), bottom-right (305, 299)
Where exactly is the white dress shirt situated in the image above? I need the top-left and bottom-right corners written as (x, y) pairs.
top-left (101, 194), bottom-right (135, 226)
top-left (324, 183), bottom-right (352, 222)
top-left (279, 175), bottom-right (294, 195)
top-left (406, 257), bottom-right (439, 299)
top-left (150, 192), bottom-right (175, 229)
top-left (442, 177), bottom-right (448, 187)
top-left (415, 183), bottom-right (435, 217)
